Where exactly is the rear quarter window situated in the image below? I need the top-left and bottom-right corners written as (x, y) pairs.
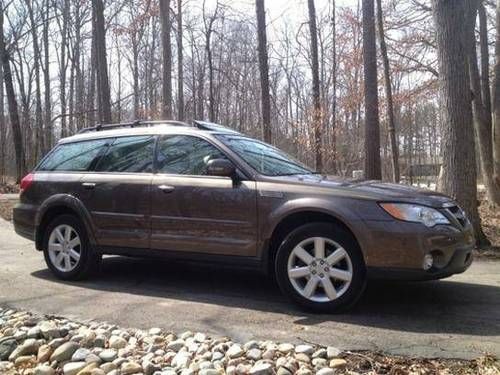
top-left (37, 139), bottom-right (109, 171)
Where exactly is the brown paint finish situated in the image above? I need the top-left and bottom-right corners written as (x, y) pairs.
top-left (79, 173), bottom-right (152, 248)
top-left (150, 175), bottom-right (257, 255)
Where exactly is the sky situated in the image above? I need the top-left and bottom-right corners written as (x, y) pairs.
top-left (200, 0), bottom-right (359, 24)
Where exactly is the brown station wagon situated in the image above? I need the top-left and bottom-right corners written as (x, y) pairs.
top-left (13, 120), bottom-right (475, 312)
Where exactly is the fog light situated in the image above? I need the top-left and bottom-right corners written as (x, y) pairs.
top-left (423, 253), bottom-right (434, 271)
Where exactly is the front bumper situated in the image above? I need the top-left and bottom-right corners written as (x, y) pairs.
top-left (361, 219), bottom-right (474, 281)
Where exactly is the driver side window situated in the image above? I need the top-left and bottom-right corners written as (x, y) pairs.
top-left (156, 135), bottom-right (227, 175)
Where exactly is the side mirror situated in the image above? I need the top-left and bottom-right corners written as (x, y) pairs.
top-left (206, 159), bottom-right (236, 178)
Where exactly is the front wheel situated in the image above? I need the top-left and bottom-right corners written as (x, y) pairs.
top-left (275, 223), bottom-right (366, 313)
top-left (43, 214), bottom-right (101, 280)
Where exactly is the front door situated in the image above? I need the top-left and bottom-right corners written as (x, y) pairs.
top-left (150, 134), bottom-right (258, 256)
top-left (80, 135), bottom-right (155, 249)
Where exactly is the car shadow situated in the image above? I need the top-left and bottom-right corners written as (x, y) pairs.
top-left (31, 256), bottom-right (500, 337)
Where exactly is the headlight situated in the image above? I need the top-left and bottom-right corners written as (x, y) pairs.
top-left (379, 203), bottom-right (450, 227)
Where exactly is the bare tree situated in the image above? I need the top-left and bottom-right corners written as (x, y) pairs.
top-left (0, 1), bottom-right (26, 181)
top-left (432, 0), bottom-right (489, 246)
top-left (42, 0), bottom-right (52, 150)
top-left (376, 0), bottom-right (399, 183)
top-left (495, 0), bottom-right (500, 188)
top-left (256, 0), bottom-right (272, 143)
top-left (58, 0), bottom-right (70, 137)
top-left (466, 0), bottom-right (500, 205)
top-left (0, 43), bottom-right (4, 182)
top-left (177, 0), bottom-right (184, 120)
top-left (160, 0), bottom-right (173, 119)
top-left (362, 0), bottom-right (381, 180)
top-left (203, 0), bottom-right (219, 123)
top-left (308, 0), bottom-right (323, 172)
top-left (92, 0), bottom-right (112, 123)
top-left (330, 0), bottom-right (337, 174)
top-left (25, 0), bottom-right (43, 158)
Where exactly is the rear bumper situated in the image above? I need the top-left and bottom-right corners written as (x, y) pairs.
top-left (13, 203), bottom-right (37, 242)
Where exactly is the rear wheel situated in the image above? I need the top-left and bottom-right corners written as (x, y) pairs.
top-left (275, 223), bottom-right (366, 312)
top-left (43, 215), bottom-right (101, 280)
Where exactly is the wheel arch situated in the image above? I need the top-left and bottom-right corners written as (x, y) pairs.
top-left (264, 209), bottom-right (365, 275)
top-left (35, 194), bottom-right (96, 250)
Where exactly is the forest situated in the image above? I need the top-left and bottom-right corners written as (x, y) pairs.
top-left (0, 0), bottom-right (499, 247)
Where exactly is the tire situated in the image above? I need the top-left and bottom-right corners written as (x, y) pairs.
top-left (275, 222), bottom-right (366, 313)
top-left (43, 214), bottom-right (101, 280)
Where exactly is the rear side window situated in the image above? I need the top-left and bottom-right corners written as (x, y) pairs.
top-left (38, 139), bottom-right (108, 171)
top-left (96, 136), bottom-right (155, 173)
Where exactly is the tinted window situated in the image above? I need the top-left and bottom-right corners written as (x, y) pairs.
top-left (156, 135), bottom-right (227, 175)
top-left (96, 136), bottom-right (155, 173)
top-left (38, 139), bottom-right (108, 171)
top-left (216, 135), bottom-right (312, 176)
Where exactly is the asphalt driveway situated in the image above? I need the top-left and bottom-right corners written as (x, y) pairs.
top-left (0, 217), bottom-right (499, 360)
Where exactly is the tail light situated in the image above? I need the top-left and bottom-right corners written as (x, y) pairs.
top-left (20, 173), bottom-right (35, 193)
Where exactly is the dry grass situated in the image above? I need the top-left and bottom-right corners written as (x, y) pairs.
top-left (0, 181), bottom-right (19, 194)
top-left (0, 200), bottom-right (15, 221)
top-left (342, 352), bottom-right (499, 374)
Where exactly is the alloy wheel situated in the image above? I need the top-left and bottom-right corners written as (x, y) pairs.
top-left (287, 236), bottom-right (353, 302)
top-left (47, 224), bottom-right (82, 273)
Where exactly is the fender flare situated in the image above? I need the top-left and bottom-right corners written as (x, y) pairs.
top-left (35, 194), bottom-right (97, 250)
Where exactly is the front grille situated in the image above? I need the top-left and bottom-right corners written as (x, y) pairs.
top-left (445, 205), bottom-right (468, 228)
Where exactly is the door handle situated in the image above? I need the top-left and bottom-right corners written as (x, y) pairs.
top-left (82, 182), bottom-right (96, 190)
top-left (158, 185), bottom-right (175, 193)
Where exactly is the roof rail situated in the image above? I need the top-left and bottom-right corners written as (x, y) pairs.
top-left (192, 120), bottom-right (242, 134)
top-left (77, 120), bottom-right (192, 134)
top-left (76, 119), bottom-right (242, 135)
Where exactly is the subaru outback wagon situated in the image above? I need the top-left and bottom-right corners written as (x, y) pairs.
top-left (13, 120), bottom-right (475, 312)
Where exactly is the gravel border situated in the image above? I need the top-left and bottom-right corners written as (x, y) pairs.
top-left (1, 307), bottom-right (498, 375)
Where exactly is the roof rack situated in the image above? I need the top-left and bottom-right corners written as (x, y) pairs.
top-left (192, 120), bottom-right (242, 134)
top-left (77, 120), bottom-right (192, 134)
top-left (77, 119), bottom-right (242, 135)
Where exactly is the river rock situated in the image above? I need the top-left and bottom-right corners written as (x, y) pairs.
top-left (62, 361), bottom-right (86, 375)
top-left (50, 341), bottom-right (80, 362)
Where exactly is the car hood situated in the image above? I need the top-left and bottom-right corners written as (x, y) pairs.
top-left (270, 174), bottom-right (454, 208)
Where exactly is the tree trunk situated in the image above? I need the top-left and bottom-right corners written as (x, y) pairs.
top-left (25, 0), bottom-right (44, 159)
top-left (362, 0), bottom-right (381, 180)
top-left (92, 0), bottom-right (112, 124)
top-left (331, 0), bottom-right (337, 174)
top-left (203, 1), bottom-right (218, 123)
top-left (88, 30), bottom-right (97, 126)
top-left (466, 0), bottom-right (500, 206)
top-left (160, 0), bottom-right (173, 119)
top-left (256, 0), bottom-right (272, 143)
top-left (308, 0), bottom-right (323, 172)
top-left (494, 0), bottom-right (500, 189)
top-left (42, 0), bottom-right (52, 150)
top-left (74, 2), bottom-right (84, 131)
top-left (479, 5), bottom-right (491, 116)
top-left (59, 0), bottom-right (69, 137)
top-left (432, 0), bottom-right (489, 247)
top-left (0, 6), bottom-right (26, 182)
top-left (177, 0), bottom-right (184, 121)
top-left (376, 0), bottom-right (399, 183)
top-left (0, 46), bottom-right (4, 181)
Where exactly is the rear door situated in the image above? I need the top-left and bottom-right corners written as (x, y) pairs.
top-left (150, 134), bottom-right (258, 256)
top-left (80, 135), bottom-right (155, 249)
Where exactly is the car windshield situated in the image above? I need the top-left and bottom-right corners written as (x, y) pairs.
top-left (216, 134), bottom-right (314, 176)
